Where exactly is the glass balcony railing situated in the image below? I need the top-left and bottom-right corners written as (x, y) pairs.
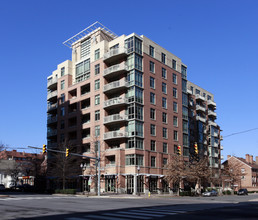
top-left (104, 130), bottom-right (128, 140)
top-left (196, 115), bottom-right (206, 123)
top-left (196, 104), bottom-right (206, 112)
top-left (103, 63), bottom-right (128, 78)
top-left (103, 79), bottom-right (129, 93)
top-left (195, 94), bottom-right (205, 101)
top-left (47, 90), bottom-right (58, 101)
top-left (208, 110), bottom-right (217, 117)
top-left (104, 114), bottom-right (128, 124)
top-left (208, 120), bottom-right (217, 127)
top-left (207, 100), bottom-right (216, 108)
top-left (103, 48), bottom-right (128, 63)
top-left (47, 78), bottom-right (57, 89)
top-left (104, 97), bottom-right (128, 109)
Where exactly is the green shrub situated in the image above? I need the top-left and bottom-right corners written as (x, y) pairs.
top-left (179, 191), bottom-right (194, 196)
top-left (55, 189), bottom-right (76, 194)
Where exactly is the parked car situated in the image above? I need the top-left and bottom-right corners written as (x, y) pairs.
top-left (237, 188), bottom-right (248, 195)
top-left (0, 184), bottom-right (6, 191)
top-left (202, 189), bottom-right (218, 197)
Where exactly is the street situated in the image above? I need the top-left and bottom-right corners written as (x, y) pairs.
top-left (0, 193), bottom-right (258, 219)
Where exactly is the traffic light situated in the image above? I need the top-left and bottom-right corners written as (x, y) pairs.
top-left (43, 145), bottom-right (46, 154)
top-left (177, 145), bottom-right (182, 155)
top-left (194, 143), bottom-right (198, 154)
top-left (66, 148), bottom-right (69, 157)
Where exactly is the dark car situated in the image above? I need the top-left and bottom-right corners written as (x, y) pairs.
top-left (202, 189), bottom-right (218, 197)
top-left (237, 188), bottom-right (248, 195)
top-left (0, 184), bottom-right (5, 191)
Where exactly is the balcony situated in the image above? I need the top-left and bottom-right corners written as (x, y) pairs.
top-left (221, 155), bottom-right (224, 160)
top-left (47, 90), bottom-right (58, 101)
top-left (207, 100), bottom-right (216, 108)
top-left (103, 62), bottom-right (128, 79)
top-left (204, 140), bottom-right (207, 145)
top-left (104, 114), bottom-right (128, 125)
top-left (195, 94), bottom-right (205, 101)
top-left (47, 103), bottom-right (57, 112)
top-left (47, 78), bottom-right (57, 90)
top-left (213, 132), bottom-right (219, 138)
top-left (220, 145), bottom-right (224, 150)
top-left (104, 97), bottom-right (128, 109)
top-left (196, 115), bottom-right (206, 123)
top-left (213, 142), bottom-right (219, 147)
top-left (214, 153), bottom-right (219, 158)
top-left (103, 48), bottom-right (128, 64)
top-left (47, 129), bottom-right (57, 137)
top-left (103, 80), bottom-right (129, 94)
top-left (47, 116), bottom-right (57, 124)
top-left (208, 120), bottom-right (217, 127)
top-left (208, 110), bottom-right (217, 118)
top-left (196, 104), bottom-right (206, 112)
top-left (104, 130), bottom-right (128, 140)
top-left (187, 89), bottom-right (192, 94)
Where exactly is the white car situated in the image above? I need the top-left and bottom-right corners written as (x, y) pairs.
top-left (202, 189), bottom-right (218, 197)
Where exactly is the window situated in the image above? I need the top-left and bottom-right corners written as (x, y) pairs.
top-left (162, 112), bottom-right (167, 123)
top-left (195, 89), bottom-right (200, 95)
top-left (151, 140), bottom-right (156, 151)
top-left (174, 130), bottom-right (178, 141)
top-left (95, 125), bottom-right (100, 137)
top-left (162, 82), bottom-right (167, 94)
top-left (95, 110), bottom-right (100, 121)
top-left (75, 59), bottom-right (90, 82)
top-left (162, 68), bottom-right (167, 79)
top-left (173, 73), bottom-right (177, 84)
top-left (60, 107), bottom-right (65, 116)
top-left (95, 49), bottom-right (100, 60)
top-left (95, 94), bottom-right (100, 105)
top-left (151, 156), bottom-right (156, 167)
top-left (163, 158), bottom-right (168, 166)
top-left (173, 87), bottom-right (177, 98)
top-left (172, 59), bottom-right (176, 70)
top-left (61, 67), bottom-right (65, 76)
top-left (173, 102), bottom-right (178, 112)
top-left (95, 64), bottom-right (100, 75)
top-left (95, 79), bottom-right (100, 90)
top-left (126, 154), bottom-right (143, 166)
top-left (163, 143), bottom-right (168, 153)
top-left (150, 92), bottom-right (156, 104)
top-left (61, 93), bottom-right (65, 104)
top-left (163, 127), bottom-right (168, 139)
top-left (150, 61), bottom-right (155, 73)
top-left (149, 45), bottom-right (154, 57)
top-left (161, 53), bottom-right (166, 64)
top-left (162, 97), bottom-right (167, 109)
top-left (61, 80), bottom-right (65, 90)
top-left (150, 124), bottom-right (156, 136)
top-left (81, 38), bottom-right (91, 58)
top-left (173, 116), bottom-right (178, 127)
top-left (150, 77), bottom-right (155, 89)
top-left (150, 108), bottom-right (156, 120)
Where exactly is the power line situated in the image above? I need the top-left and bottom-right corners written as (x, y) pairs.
top-left (223, 128), bottom-right (258, 138)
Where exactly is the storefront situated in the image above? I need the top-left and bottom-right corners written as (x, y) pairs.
top-left (105, 175), bottom-right (117, 192)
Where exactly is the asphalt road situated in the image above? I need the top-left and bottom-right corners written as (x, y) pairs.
top-left (0, 192), bottom-right (258, 219)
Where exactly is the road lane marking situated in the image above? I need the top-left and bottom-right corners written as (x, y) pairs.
top-left (117, 210), bottom-right (165, 217)
top-left (85, 215), bottom-right (124, 220)
top-left (103, 213), bottom-right (151, 219)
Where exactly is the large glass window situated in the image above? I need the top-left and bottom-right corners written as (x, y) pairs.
top-left (150, 61), bottom-right (155, 73)
top-left (127, 70), bottom-right (143, 87)
top-left (126, 154), bottom-right (143, 166)
top-left (128, 121), bottom-right (143, 137)
top-left (135, 54), bottom-right (142, 71)
top-left (76, 59), bottom-right (90, 82)
top-left (127, 138), bottom-right (143, 149)
top-left (81, 38), bottom-right (91, 58)
top-left (125, 37), bottom-right (142, 54)
top-left (182, 93), bottom-right (188, 106)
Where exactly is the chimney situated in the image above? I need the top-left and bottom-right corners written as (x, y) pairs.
top-left (250, 155), bottom-right (253, 164)
top-left (256, 156), bottom-right (258, 165)
top-left (227, 155), bottom-right (231, 160)
top-left (245, 154), bottom-right (250, 163)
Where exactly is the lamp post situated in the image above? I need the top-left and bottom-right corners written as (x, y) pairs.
top-left (137, 166), bottom-right (140, 196)
top-left (80, 163), bottom-right (87, 192)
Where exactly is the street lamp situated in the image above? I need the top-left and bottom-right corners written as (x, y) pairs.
top-left (137, 166), bottom-right (140, 196)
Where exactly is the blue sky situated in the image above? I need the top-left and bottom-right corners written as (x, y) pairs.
top-left (0, 0), bottom-right (257, 159)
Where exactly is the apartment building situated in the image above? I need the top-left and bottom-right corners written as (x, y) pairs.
top-left (187, 82), bottom-right (222, 180)
top-left (47, 22), bottom-right (219, 194)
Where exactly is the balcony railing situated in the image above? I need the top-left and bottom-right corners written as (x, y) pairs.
top-left (196, 115), bottom-right (206, 123)
top-left (213, 132), bottom-right (219, 137)
top-left (47, 129), bottom-right (57, 137)
top-left (104, 130), bottom-right (128, 140)
top-left (103, 80), bottom-right (129, 93)
top-left (104, 114), bottom-right (128, 124)
top-left (47, 90), bottom-right (58, 101)
top-left (47, 116), bottom-right (57, 124)
top-left (196, 105), bottom-right (206, 112)
top-left (103, 63), bottom-right (128, 78)
top-left (208, 110), bottom-right (217, 117)
top-left (195, 94), bottom-right (205, 101)
top-left (221, 155), bottom-right (224, 160)
top-left (104, 97), bottom-right (128, 109)
top-left (207, 100), bottom-right (216, 108)
top-left (208, 120), bottom-right (217, 127)
top-left (47, 78), bottom-right (57, 89)
top-left (213, 142), bottom-right (219, 147)
top-left (103, 48), bottom-right (128, 63)
top-left (220, 145), bottom-right (224, 150)
top-left (47, 103), bottom-right (57, 111)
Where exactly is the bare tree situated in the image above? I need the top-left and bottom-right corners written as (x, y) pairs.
top-left (47, 140), bottom-right (82, 190)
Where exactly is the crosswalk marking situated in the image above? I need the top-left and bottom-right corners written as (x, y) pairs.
top-left (102, 213), bottom-right (151, 219)
top-left (137, 209), bottom-right (177, 215)
top-left (85, 214), bottom-right (124, 220)
top-left (143, 208), bottom-right (187, 213)
top-left (117, 210), bottom-right (165, 217)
